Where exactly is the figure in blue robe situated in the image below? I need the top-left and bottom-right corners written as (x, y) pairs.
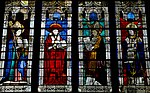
top-left (122, 35), bottom-right (148, 85)
top-left (0, 12), bottom-right (29, 84)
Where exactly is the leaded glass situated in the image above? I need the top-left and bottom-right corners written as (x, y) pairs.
top-left (38, 1), bottom-right (72, 92)
top-left (115, 1), bottom-right (150, 92)
top-left (78, 1), bottom-right (111, 92)
top-left (0, 0), bottom-right (35, 92)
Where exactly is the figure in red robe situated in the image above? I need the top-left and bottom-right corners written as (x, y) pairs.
top-left (44, 23), bottom-right (67, 85)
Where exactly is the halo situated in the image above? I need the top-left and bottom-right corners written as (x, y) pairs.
top-left (126, 23), bottom-right (138, 37)
top-left (126, 22), bottom-right (137, 28)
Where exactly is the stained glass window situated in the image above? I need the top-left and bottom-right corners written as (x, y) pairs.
top-left (0, 0), bottom-right (150, 92)
top-left (0, 0), bottom-right (35, 92)
top-left (115, 1), bottom-right (150, 92)
top-left (38, 1), bottom-right (72, 92)
top-left (78, 1), bottom-right (111, 92)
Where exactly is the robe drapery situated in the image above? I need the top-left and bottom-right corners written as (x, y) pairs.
top-left (122, 37), bottom-right (147, 85)
top-left (0, 39), bottom-right (28, 83)
top-left (44, 35), bottom-right (67, 85)
top-left (84, 36), bottom-right (107, 85)
top-left (120, 15), bottom-right (147, 85)
top-left (0, 20), bottom-right (28, 83)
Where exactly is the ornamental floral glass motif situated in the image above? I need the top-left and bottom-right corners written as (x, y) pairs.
top-left (38, 1), bottom-right (72, 92)
top-left (115, 1), bottom-right (150, 92)
top-left (78, 1), bottom-right (111, 92)
top-left (0, 0), bottom-right (35, 92)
